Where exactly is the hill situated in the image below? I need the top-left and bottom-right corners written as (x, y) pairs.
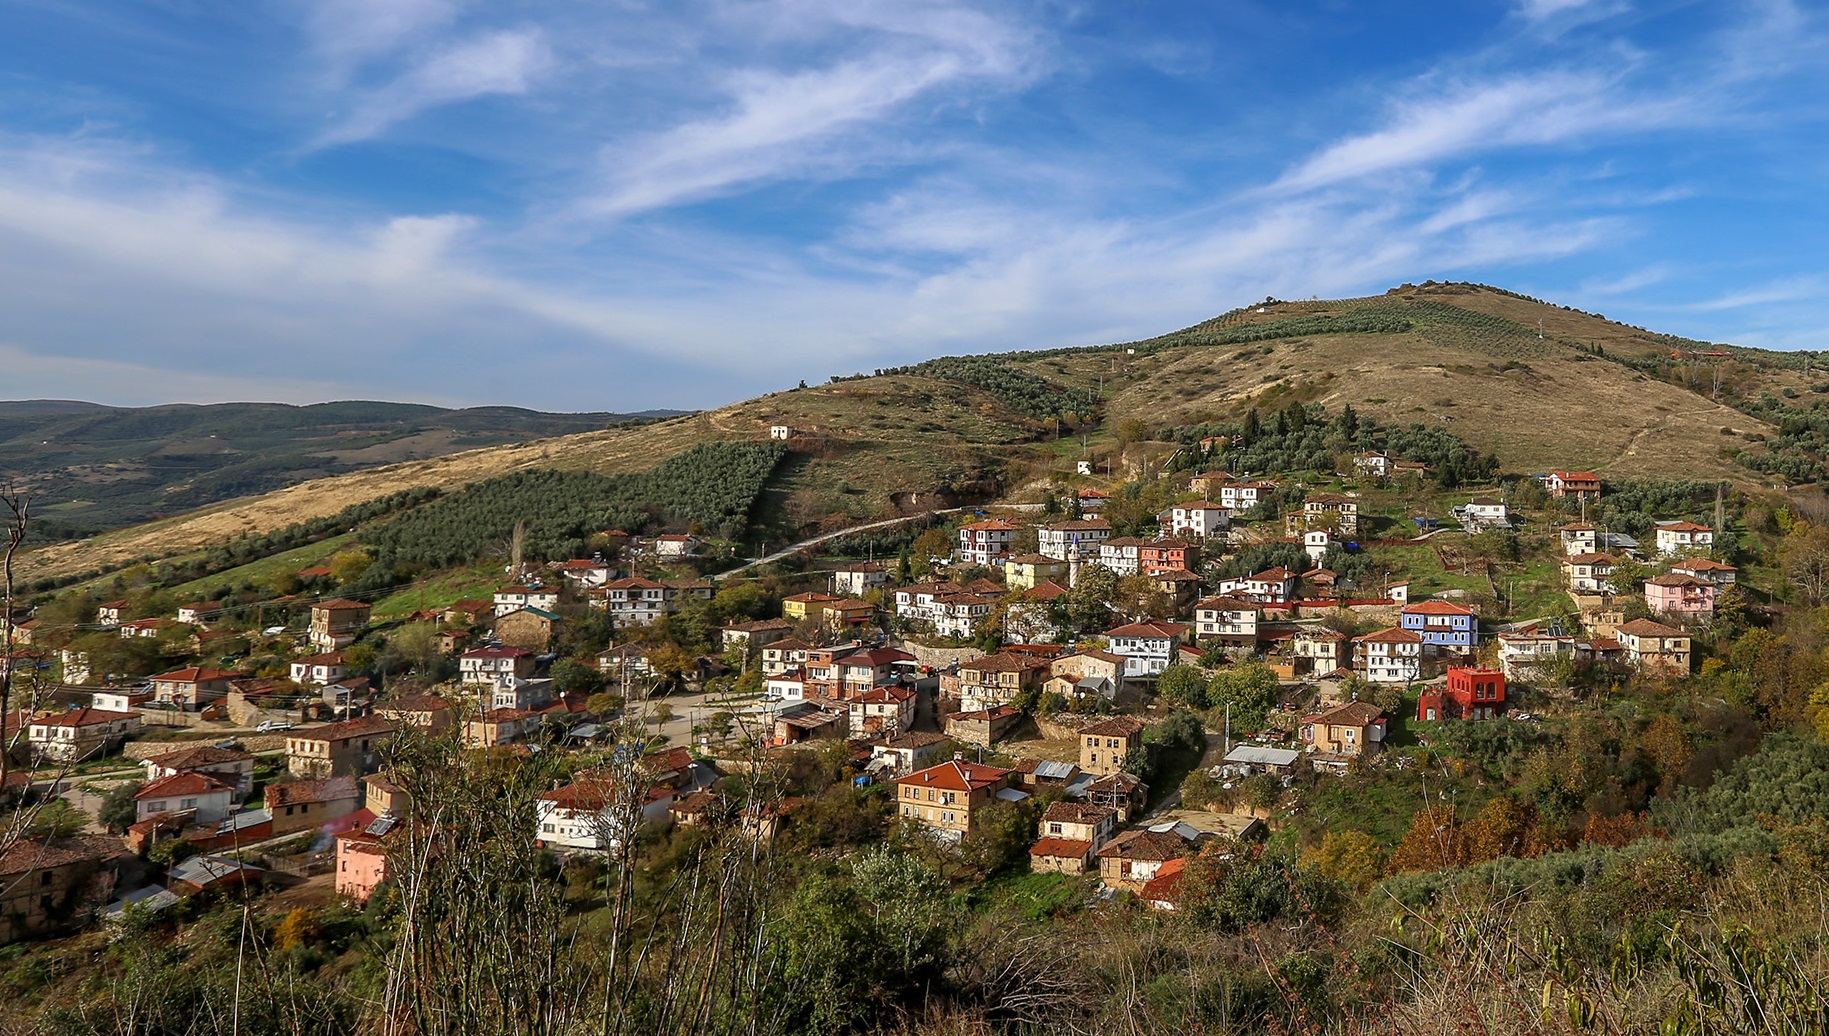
top-left (15, 282), bottom-right (1824, 585)
top-left (0, 400), bottom-right (689, 536)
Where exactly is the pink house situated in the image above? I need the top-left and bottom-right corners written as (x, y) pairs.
top-left (334, 830), bottom-right (393, 901)
top-left (1644, 574), bottom-right (1716, 618)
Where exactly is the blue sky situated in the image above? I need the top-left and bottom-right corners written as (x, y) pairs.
top-left (0, 0), bottom-right (1825, 411)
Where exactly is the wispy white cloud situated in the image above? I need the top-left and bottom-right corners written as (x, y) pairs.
top-left (312, 28), bottom-right (553, 147)
top-left (304, 0), bottom-right (461, 70)
top-left (1270, 71), bottom-right (1690, 193)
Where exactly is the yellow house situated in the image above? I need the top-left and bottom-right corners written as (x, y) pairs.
top-left (894, 758), bottom-right (1014, 842)
top-left (1004, 553), bottom-right (1070, 592)
top-left (782, 592), bottom-right (838, 623)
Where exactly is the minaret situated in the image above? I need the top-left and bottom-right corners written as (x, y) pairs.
top-left (1068, 542), bottom-right (1081, 589)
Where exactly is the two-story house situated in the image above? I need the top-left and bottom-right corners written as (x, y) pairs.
top-left (27, 708), bottom-right (143, 763)
top-left (1419, 666), bottom-right (1506, 721)
top-left (1098, 538), bottom-right (1145, 577)
top-left (556, 558), bottom-right (615, 588)
top-left (1036, 518), bottom-right (1113, 561)
top-left (1216, 481), bottom-right (1278, 512)
top-left (1670, 558), bottom-right (1738, 586)
top-left (1192, 596), bottom-right (1259, 646)
top-left (1543, 471), bottom-right (1603, 500)
top-left (1300, 701), bottom-right (1387, 757)
top-left (1104, 621), bottom-right (1190, 678)
top-left (1644, 574), bottom-right (1717, 618)
top-left (1290, 628), bottom-right (1352, 676)
top-left (459, 646), bottom-right (537, 687)
top-left (493, 585), bottom-right (560, 618)
top-left (1029, 801), bottom-right (1119, 874)
top-left (849, 686), bottom-right (917, 737)
top-left (1292, 494), bottom-right (1359, 536)
top-left (1138, 540), bottom-right (1196, 575)
top-left (1560, 553), bottom-right (1617, 594)
top-left (1654, 522), bottom-right (1714, 557)
top-left (148, 667), bottom-right (239, 709)
top-left (1158, 502), bottom-right (1230, 539)
top-left (759, 637), bottom-right (815, 677)
top-left (1004, 553), bottom-right (1070, 591)
top-left (1400, 601), bottom-right (1479, 654)
top-left (894, 758), bottom-right (1015, 842)
top-left (1496, 630), bottom-right (1575, 682)
top-left (134, 772), bottom-right (236, 825)
top-left (1212, 567), bottom-right (1297, 604)
top-left (1559, 522), bottom-right (1599, 556)
top-left (285, 716), bottom-right (396, 779)
top-left (1615, 618), bottom-right (1692, 676)
top-left (832, 561), bottom-right (889, 596)
top-left (1079, 715), bottom-right (1146, 776)
top-left (141, 744), bottom-right (255, 797)
top-left (288, 652), bottom-right (348, 687)
top-left (957, 652), bottom-right (1052, 712)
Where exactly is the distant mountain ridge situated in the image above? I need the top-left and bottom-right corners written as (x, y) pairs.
top-left (0, 399), bottom-right (694, 536)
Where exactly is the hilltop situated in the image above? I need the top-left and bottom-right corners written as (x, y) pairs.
top-left (15, 282), bottom-right (1822, 585)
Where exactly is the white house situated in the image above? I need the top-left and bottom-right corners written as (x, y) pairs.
top-left (1098, 538), bottom-right (1144, 577)
top-left (135, 772), bottom-right (237, 824)
top-left (494, 585), bottom-right (560, 618)
top-left (1560, 553), bottom-right (1617, 594)
top-left (289, 651), bottom-right (349, 687)
top-left (1158, 502), bottom-right (1230, 539)
top-left (459, 646), bottom-right (536, 687)
top-left (535, 778), bottom-right (666, 852)
top-left (1654, 522), bottom-right (1714, 557)
top-left (1104, 621), bottom-right (1191, 678)
top-left (832, 561), bottom-right (888, 596)
top-left (1036, 518), bottom-right (1113, 560)
top-left (956, 518), bottom-right (1021, 566)
top-left (1212, 567), bottom-right (1298, 604)
top-left (1353, 628), bottom-right (1423, 683)
top-left (654, 534), bottom-right (703, 559)
top-left (1497, 631), bottom-right (1575, 682)
top-left (1192, 596), bottom-right (1258, 645)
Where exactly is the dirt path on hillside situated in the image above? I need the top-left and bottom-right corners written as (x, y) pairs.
top-left (1593, 402), bottom-right (1747, 474)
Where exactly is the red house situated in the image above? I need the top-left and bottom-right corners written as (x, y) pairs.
top-left (1418, 666), bottom-right (1506, 721)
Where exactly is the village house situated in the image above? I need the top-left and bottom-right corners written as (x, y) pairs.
top-left (1401, 600), bottom-right (1480, 653)
top-left (1288, 627), bottom-right (1352, 677)
top-left (1004, 553), bottom-right (1070, 591)
top-left (1193, 596), bottom-right (1259, 647)
top-left (1542, 471), bottom-right (1603, 499)
top-left (832, 561), bottom-right (888, 596)
top-left (1080, 715), bottom-right (1146, 776)
top-left (174, 601), bottom-right (221, 627)
top-left (817, 598), bottom-right (877, 630)
top-left (1353, 627), bottom-right (1424, 683)
top-left (849, 685), bottom-right (917, 737)
top-left (1418, 666), bottom-right (1506, 722)
top-left (1654, 521), bottom-right (1714, 557)
top-left (443, 599), bottom-right (496, 627)
top-left (308, 599), bottom-right (372, 651)
top-left (493, 585), bottom-right (561, 617)
top-left (759, 637), bottom-right (815, 677)
top-left (781, 591), bottom-right (838, 623)
top-left (95, 601), bottom-right (127, 628)
top-left (870, 731), bottom-right (950, 775)
top-left (1087, 771), bottom-right (1149, 820)
top-left (1096, 827), bottom-right (1192, 890)
top-left (1045, 649), bottom-right (1127, 700)
top-left (459, 645), bottom-right (537, 687)
top-left (1158, 502), bottom-right (1231, 539)
top-left (1076, 489), bottom-right (1109, 512)
top-left (1005, 581), bottom-right (1068, 644)
top-left (1559, 522), bottom-right (1599, 556)
top-left (148, 666), bottom-right (238, 709)
top-left (1462, 497), bottom-right (1511, 531)
top-left (1029, 801), bottom-right (1120, 874)
top-left (464, 708), bottom-right (543, 748)
top-left (1615, 618), bottom-right (1693, 676)
top-left (27, 708), bottom-right (142, 763)
top-left (894, 584), bottom-right (997, 638)
top-left (1560, 553), bottom-right (1618, 594)
top-left (334, 825), bottom-right (397, 902)
top-left (1496, 630), bottom-right (1575, 682)
top-left (944, 705), bottom-right (1022, 746)
top-left (0, 836), bottom-right (125, 944)
top-left (1139, 540), bottom-right (1196, 575)
top-left (141, 744), bottom-right (255, 796)
top-left (599, 577), bottom-right (682, 627)
top-left (956, 518), bottom-right (1022, 566)
top-left (134, 772), bottom-right (237, 825)
top-left (1644, 574), bottom-right (1717, 619)
top-left (957, 652), bottom-right (1052, 712)
top-left (495, 607), bottom-right (561, 651)
top-left (1216, 480), bottom-right (1278, 511)
top-left (1105, 620), bottom-right (1191, 678)
top-left (1353, 451), bottom-right (1392, 477)
top-left (556, 558), bottom-right (615, 588)
top-left (491, 677), bottom-right (556, 713)
top-left (1670, 558), bottom-right (1738, 585)
top-left (772, 703), bottom-right (847, 745)
top-left (894, 758), bottom-right (1015, 842)
top-left (1097, 537), bottom-right (1145, 577)
top-left (653, 533), bottom-right (702, 559)
top-left (1300, 701), bottom-right (1387, 758)
top-left (1292, 494), bottom-right (1360, 536)
top-left (118, 617), bottom-right (177, 639)
top-left (721, 618), bottom-right (795, 662)
top-left (535, 777), bottom-right (655, 851)
top-left (285, 716), bottom-right (396, 779)
top-left (288, 652), bottom-right (348, 687)
top-left (1036, 518), bottom-right (1113, 560)
top-left (375, 692), bottom-right (456, 732)
top-left (265, 776), bottom-right (362, 836)
top-left (1211, 567), bottom-right (1298, 604)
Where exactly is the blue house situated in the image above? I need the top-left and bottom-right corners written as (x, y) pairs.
top-left (1400, 601), bottom-right (1479, 651)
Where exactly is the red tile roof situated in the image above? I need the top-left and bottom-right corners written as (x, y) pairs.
top-left (1029, 837), bottom-right (1093, 859)
top-left (895, 759), bottom-right (1011, 793)
top-left (136, 772), bottom-right (236, 800)
top-left (31, 707), bottom-right (139, 728)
